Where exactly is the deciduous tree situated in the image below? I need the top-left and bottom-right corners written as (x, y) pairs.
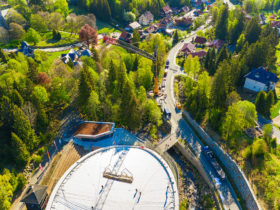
top-left (79, 24), bottom-right (98, 47)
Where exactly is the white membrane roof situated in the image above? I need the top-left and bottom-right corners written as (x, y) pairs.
top-left (46, 146), bottom-right (179, 210)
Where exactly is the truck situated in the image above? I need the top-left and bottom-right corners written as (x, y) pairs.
top-left (164, 69), bottom-right (168, 77)
top-left (176, 102), bottom-right (181, 110)
top-left (164, 106), bottom-right (171, 119)
top-left (203, 146), bottom-right (226, 180)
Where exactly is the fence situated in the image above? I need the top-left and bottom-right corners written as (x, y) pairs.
top-left (183, 111), bottom-right (261, 210)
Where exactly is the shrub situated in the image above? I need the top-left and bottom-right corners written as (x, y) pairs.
top-left (31, 155), bottom-right (42, 167)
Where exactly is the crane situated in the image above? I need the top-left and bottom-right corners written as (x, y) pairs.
top-left (103, 35), bottom-right (159, 96)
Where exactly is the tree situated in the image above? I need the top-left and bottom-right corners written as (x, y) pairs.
top-left (0, 27), bottom-right (9, 44)
top-left (48, 12), bottom-right (65, 30)
top-left (30, 14), bottom-right (47, 32)
top-left (144, 99), bottom-right (162, 126)
top-left (123, 11), bottom-right (136, 22)
top-left (255, 91), bottom-right (267, 115)
top-left (52, 0), bottom-right (69, 17)
top-left (226, 91), bottom-right (241, 107)
top-left (216, 45), bottom-right (228, 67)
top-left (200, 2), bottom-right (205, 11)
top-left (0, 48), bottom-right (8, 63)
top-left (25, 28), bottom-right (41, 45)
top-left (78, 24), bottom-right (98, 47)
top-left (244, 17), bottom-right (261, 44)
top-left (265, 90), bottom-right (275, 117)
top-left (228, 12), bottom-right (245, 44)
top-left (215, 4), bottom-right (229, 40)
top-left (32, 86), bottom-right (49, 104)
top-left (120, 81), bottom-right (140, 130)
top-left (11, 105), bottom-right (38, 151)
top-left (11, 132), bottom-right (30, 166)
top-left (132, 30), bottom-right (140, 47)
top-left (172, 30), bottom-right (179, 46)
top-left (236, 33), bottom-right (245, 52)
top-left (78, 65), bottom-right (96, 104)
top-left (66, 13), bottom-right (79, 35)
top-left (5, 9), bottom-right (26, 26)
top-left (263, 124), bottom-right (273, 140)
top-left (86, 91), bottom-right (100, 120)
top-left (9, 23), bottom-right (25, 41)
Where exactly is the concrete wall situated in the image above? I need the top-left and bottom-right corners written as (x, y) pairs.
top-left (183, 111), bottom-right (261, 210)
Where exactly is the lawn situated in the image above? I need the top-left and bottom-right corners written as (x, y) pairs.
top-left (34, 31), bottom-right (79, 47)
top-left (271, 99), bottom-right (280, 119)
top-left (97, 20), bottom-right (121, 34)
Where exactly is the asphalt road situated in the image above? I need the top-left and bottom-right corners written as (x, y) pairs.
top-left (158, 25), bottom-right (241, 209)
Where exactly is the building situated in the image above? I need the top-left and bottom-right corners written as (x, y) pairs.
top-left (181, 43), bottom-right (196, 54)
top-left (73, 121), bottom-right (115, 140)
top-left (207, 39), bottom-right (225, 50)
top-left (194, 36), bottom-right (206, 45)
top-left (61, 48), bottom-right (91, 66)
top-left (175, 17), bottom-right (192, 28)
top-left (119, 30), bottom-right (132, 42)
top-left (159, 16), bottom-right (174, 28)
top-left (46, 146), bottom-right (179, 210)
top-left (145, 24), bottom-right (159, 34)
top-left (181, 6), bottom-right (189, 14)
top-left (18, 41), bottom-right (34, 57)
top-left (21, 185), bottom-right (48, 210)
top-left (244, 67), bottom-right (279, 92)
top-left (129, 21), bottom-right (141, 30)
top-left (139, 11), bottom-right (154, 26)
top-left (188, 50), bottom-right (207, 59)
top-left (162, 4), bottom-right (173, 16)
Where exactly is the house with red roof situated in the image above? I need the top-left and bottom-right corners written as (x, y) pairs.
top-left (207, 39), bottom-right (225, 50)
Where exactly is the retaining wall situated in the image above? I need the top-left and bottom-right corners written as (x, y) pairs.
top-left (183, 111), bottom-right (261, 210)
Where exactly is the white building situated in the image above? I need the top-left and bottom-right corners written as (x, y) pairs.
top-left (244, 67), bottom-right (279, 92)
top-left (139, 11), bottom-right (154, 26)
top-left (46, 146), bottom-right (179, 210)
top-left (129, 21), bottom-right (141, 30)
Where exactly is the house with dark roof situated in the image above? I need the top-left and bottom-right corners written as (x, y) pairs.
top-left (18, 41), bottom-right (34, 57)
top-left (181, 43), bottom-right (196, 54)
top-left (61, 48), bottom-right (92, 66)
top-left (207, 39), bottom-right (225, 50)
top-left (119, 31), bottom-right (132, 42)
top-left (21, 185), bottom-right (48, 210)
top-left (139, 11), bottom-right (154, 26)
top-left (188, 50), bottom-right (207, 59)
top-left (244, 67), bottom-right (279, 92)
top-left (194, 36), bottom-right (206, 45)
top-left (162, 4), bottom-right (172, 16)
top-left (175, 17), bottom-right (192, 28)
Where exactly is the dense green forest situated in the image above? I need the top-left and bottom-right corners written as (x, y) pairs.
top-left (71, 0), bottom-right (191, 21)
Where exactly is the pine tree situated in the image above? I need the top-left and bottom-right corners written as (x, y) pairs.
top-left (0, 48), bottom-right (8, 63)
top-left (215, 4), bottom-right (229, 40)
top-left (120, 81), bottom-right (140, 130)
top-left (11, 132), bottom-right (30, 167)
top-left (132, 30), bottom-right (140, 48)
top-left (12, 105), bottom-right (38, 151)
top-left (265, 90), bottom-right (275, 117)
top-left (107, 60), bottom-right (118, 93)
top-left (216, 45), bottom-right (228, 68)
top-left (255, 90), bottom-right (266, 115)
top-left (27, 58), bottom-right (39, 84)
top-left (172, 30), bottom-right (179, 46)
top-left (244, 17), bottom-right (261, 44)
top-left (78, 64), bottom-right (96, 104)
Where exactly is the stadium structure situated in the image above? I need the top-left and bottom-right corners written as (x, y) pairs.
top-left (46, 145), bottom-right (179, 210)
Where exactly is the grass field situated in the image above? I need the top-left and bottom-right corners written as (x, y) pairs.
top-left (97, 20), bottom-right (121, 34)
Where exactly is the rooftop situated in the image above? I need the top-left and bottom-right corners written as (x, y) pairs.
top-left (46, 146), bottom-right (179, 210)
top-left (245, 67), bottom-right (279, 85)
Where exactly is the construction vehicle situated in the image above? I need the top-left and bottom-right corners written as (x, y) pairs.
top-left (203, 146), bottom-right (226, 180)
top-left (103, 35), bottom-right (159, 96)
top-left (176, 102), bottom-right (181, 110)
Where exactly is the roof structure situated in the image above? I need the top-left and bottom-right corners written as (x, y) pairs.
top-left (46, 146), bottom-right (179, 210)
top-left (188, 50), bottom-right (207, 58)
top-left (139, 11), bottom-right (154, 25)
top-left (194, 36), bottom-right (206, 44)
top-left (129, 21), bottom-right (141, 30)
top-left (181, 43), bottom-right (195, 53)
top-left (21, 185), bottom-right (47, 205)
top-left (74, 121), bottom-right (115, 140)
top-left (162, 4), bottom-right (172, 15)
top-left (245, 67), bottom-right (279, 85)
